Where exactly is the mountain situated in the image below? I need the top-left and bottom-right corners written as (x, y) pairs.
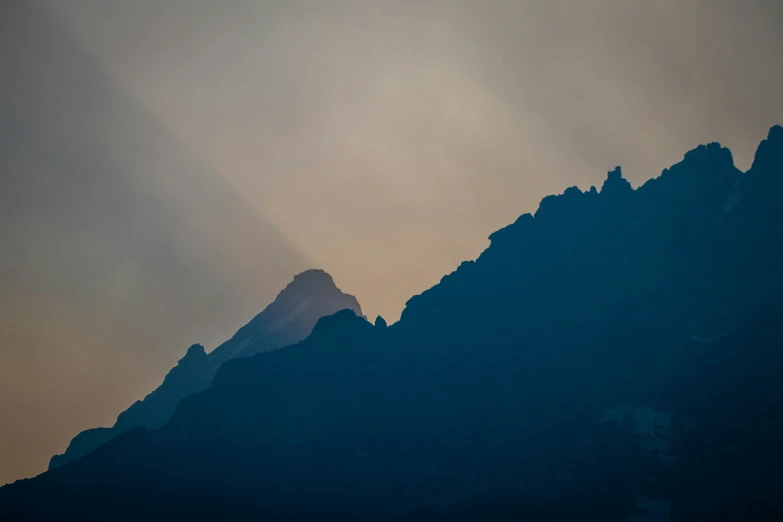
top-left (49, 269), bottom-right (362, 470)
top-left (0, 0), bottom-right (309, 484)
top-left (2, 126), bottom-right (783, 521)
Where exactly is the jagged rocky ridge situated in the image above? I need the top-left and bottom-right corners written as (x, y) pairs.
top-left (2, 126), bottom-right (783, 521)
top-left (49, 269), bottom-right (362, 469)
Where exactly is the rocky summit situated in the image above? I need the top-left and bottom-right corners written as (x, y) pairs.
top-left (48, 269), bottom-right (362, 470)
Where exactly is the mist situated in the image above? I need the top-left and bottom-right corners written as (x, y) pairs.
top-left (0, 1), bottom-right (308, 484)
top-left (1, 0), bottom-right (782, 485)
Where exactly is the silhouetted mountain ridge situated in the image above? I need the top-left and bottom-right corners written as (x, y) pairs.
top-left (49, 269), bottom-right (362, 469)
top-left (4, 126), bottom-right (783, 521)
top-left (209, 269), bottom-right (363, 364)
top-left (0, 0), bottom-right (309, 484)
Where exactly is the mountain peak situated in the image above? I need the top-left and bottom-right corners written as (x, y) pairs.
top-left (607, 166), bottom-right (623, 182)
top-left (309, 309), bottom-right (371, 340)
top-left (271, 269), bottom-right (343, 305)
top-left (178, 344), bottom-right (207, 364)
top-left (750, 125), bottom-right (783, 174)
top-left (601, 166), bottom-right (632, 195)
top-left (267, 269), bottom-right (360, 320)
top-left (291, 269), bottom-right (337, 288)
top-left (649, 141), bottom-right (738, 188)
top-left (48, 269), bottom-right (363, 470)
top-left (217, 268), bottom-right (362, 360)
top-left (680, 141), bottom-right (735, 170)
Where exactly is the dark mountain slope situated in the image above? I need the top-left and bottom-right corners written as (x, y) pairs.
top-left (2, 126), bottom-right (782, 521)
top-left (0, 0), bottom-right (307, 483)
top-left (49, 269), bottom-right (362, 469)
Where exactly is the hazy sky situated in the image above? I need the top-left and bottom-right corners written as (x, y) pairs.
top-left (2, 0), bottom-right (782, 485)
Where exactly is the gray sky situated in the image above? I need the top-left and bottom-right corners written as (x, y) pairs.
top-left (1, 0), bottom-right (782, 485)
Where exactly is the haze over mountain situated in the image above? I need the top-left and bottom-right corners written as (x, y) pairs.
top-left (3, 0), bottom-right (783, 492)
top-left (49, 269), bottom-right (362, 470)
top-left (39, 0), bottom-right (783, 326)
top-left (0, 1), bottom-right (308, 484)
top-left (3, 127), bottom-right (781, 520)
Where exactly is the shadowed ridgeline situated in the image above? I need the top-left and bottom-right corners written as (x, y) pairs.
top-left (2, 124), bottom-right (782, 520)
top-left (49, 269), bottom-right (363, 469)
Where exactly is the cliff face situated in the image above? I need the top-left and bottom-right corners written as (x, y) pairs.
top-left (4, 126), bottom-right (783, 521)
top-left (49, 269), bottom-right (362, 469)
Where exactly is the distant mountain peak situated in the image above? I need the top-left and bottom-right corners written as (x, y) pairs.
top-left (682, 141), bottom-right (733, 165)
top-left (643, 141), bottom-right (739, 196)
top-left (238, 269), bottom-right (362, 342)
top-left (768, 124), bottom-right (783, 142)
top-left (290, 268), bottom-right (337, 288)
top-left (750, 124), bottom-right (783, 174)
top-left (607, 165), bottom-right (623, 182)
top-left (279, 269), bottom-right (340, 299)
top-left (601, 166), bottom-right (632, 195)
top-left (48, 269), bottom-right (362, 470)
top-left (308, 309), bottom-right (372, 342)
top-left (179, 344), bottom-right (206, 363)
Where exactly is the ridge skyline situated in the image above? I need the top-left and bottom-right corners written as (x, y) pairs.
top-left (3, 120), bottom-right (782, 520)
top-left (32, 122), bottom-right (783, 484)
